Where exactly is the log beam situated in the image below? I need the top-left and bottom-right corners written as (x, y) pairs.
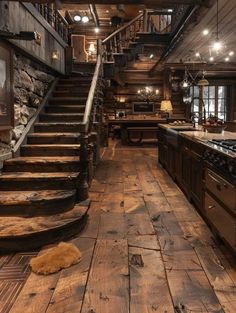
top-left (8, 0), bottom-right (203, 6)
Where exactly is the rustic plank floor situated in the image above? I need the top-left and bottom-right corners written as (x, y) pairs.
top-left (1, 140), bottom-right (236, 313)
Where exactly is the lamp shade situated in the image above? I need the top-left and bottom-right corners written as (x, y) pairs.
top-left (160, 100), bottom-right (173, 111)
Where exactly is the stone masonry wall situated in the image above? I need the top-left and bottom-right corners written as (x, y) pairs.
top-left (0, 52), bottom-right (55, 154)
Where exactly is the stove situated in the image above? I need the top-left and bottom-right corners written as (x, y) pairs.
top-left (210, 139), bottom-right (236, 153)
top-left (203, 139), bottom-right (236, 180)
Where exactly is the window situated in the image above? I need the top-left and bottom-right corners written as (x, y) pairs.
top-left (190, 85), bottom-right (228, 121)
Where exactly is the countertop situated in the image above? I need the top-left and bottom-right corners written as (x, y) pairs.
top-left (159, 124), bottom-right (236, 142)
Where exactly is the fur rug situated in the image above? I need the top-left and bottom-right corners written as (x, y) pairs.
top-left (30, 242), bottom-right (82, 275)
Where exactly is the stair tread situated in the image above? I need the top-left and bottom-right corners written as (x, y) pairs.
top-left (22, 144), bottom-right (80, 148)
top-left (0, 202), bottom-right (89, 238)
top-left (35, 122), bottom-right (82, 125)
top-left (41, 113), bottom-right (84, 116)
top-left (0, 172), bottom-right (80, 179)
top-left (51, 97), bottom-right (87, 100)
top-left (28, 132), bottom-right (81, 137)
top-left (0, 189), bottom-right (76, 206)
top-left (5, 156), bottom-right (80, 163)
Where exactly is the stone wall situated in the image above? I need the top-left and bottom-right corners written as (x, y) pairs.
top-left (0, 52), bottom-right (54, 151)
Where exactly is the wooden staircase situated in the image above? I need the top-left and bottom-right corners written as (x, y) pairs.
top-left (0, 74), bottom-right (96, 252)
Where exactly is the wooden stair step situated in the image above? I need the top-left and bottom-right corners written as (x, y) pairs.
top-left (0, 171), bottom-right (80, 191)
top-left (45, 105), bottom-right (85, 114)
top-left (49, 97), bottom-right (87, 105)
top-left (4, 156), bottom-right (81, 172)
top-left (0, 202), bottom-right (89, 251)
top-left (0, 189), bottom-right (76, 217)
top-left (27, 132), bottom-right (81, 144)
top-left (21, 144), bottom-right (81, 156)
top-left (39, 113), bottom-right (84, 122)
top-left (58, 78), bottom-right (92, 85)
top-left (55, 84), bottom-right (90, 90)
top-left (34, 122), bottom-right (84, 133)
top-left (53, 90), bottom-right (89, 97)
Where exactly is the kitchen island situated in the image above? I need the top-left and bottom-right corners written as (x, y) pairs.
top-left (158, 124), bottom-right (236, 253)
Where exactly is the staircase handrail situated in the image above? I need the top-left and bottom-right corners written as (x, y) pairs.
top-left (82, 52), bottom-right (102, 133)
top-left (102, 13), bottom-right (143, 45)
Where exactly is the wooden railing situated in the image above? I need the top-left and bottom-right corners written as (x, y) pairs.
top-left (33, 3), bottom-right (68, 42)
top-left (148, 11), bottom-right (172, 34)
top-left (79, 41), bottom-right (104, 197)
top-left (102, 13), bottom-right (143, 61)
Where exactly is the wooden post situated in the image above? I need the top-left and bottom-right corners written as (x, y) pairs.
top-left (143, 9), bottom-right (148, 32)
top-left (78, 133), bottom-right (89, 201)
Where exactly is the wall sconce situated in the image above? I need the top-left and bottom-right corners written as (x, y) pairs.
top-left (35, 32), bottom-right (41, 45)
top-left (117, 96), bottom-right (126, 103)
top-left (52, 50), bottom-right (60, 60)
top-left (88, 43), bottom-right (96, 55)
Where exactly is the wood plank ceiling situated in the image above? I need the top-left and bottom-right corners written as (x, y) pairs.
top-left (166, 0), bottom-right (236, 66)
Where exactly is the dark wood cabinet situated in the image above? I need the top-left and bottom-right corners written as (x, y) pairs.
top-left (158, 128), bottom-right (204, 211)
top-left (190, 151), bottom-right (203, 210)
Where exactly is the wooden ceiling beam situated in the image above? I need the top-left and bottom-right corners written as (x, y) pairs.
top-left (8, 0), bottom-right (202, 5)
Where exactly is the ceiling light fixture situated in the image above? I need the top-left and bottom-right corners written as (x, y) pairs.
top-left (82, 15), bottom-right (89, 23)
top-left (94, 27), bottom-right (99, 33)
top-left (202, 29), bottom-right (209, 36)
top-left (73, 15), bottom-right (81, 22)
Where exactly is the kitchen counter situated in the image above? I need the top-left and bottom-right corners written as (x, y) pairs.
top-left (180, 129), bottom-right (236, 142)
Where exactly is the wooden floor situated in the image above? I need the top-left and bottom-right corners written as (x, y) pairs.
top-left (1, 140), bottom-right (236, 313)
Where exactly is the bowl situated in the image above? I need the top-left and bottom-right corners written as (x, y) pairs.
top-left (202, 124), bottom-right (227, 133)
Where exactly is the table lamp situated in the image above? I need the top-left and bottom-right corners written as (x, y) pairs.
top-left (160, 100), bottom-right (173, 118)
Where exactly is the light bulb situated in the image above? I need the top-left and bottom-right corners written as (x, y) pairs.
top-left (82, 16), bottom-right (89, 23)
top-left (94, 27), bottom-right (99, 33)
top-left (149, 54), bottom-right (154, 59)
top-left (209, 56), bottom-right (214, 62)
top-left (224, 57), bottom-right (229, 62)
top-left (183, 81), bottom-right (189, 88)
top-left (202, 29), bottom-right (209, 36)
top-left (195, 52), bottom-right (200, 57)
top-left (212, 40), bottom-right (222, 51)
top-left (155, 89), bottom-right (159, 94)
top-left (229, 51), bottom-right (234, 56)
top-left (74, 15), bottom-right (81, 22)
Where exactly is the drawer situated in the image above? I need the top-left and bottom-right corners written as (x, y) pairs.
top-left (205, 168), bottom-right (236, 213)
top-left (205, 192), bottom-right (236, 251)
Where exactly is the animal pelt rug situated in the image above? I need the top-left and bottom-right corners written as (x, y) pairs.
top-left (30, 242), bottom-right (82, 275)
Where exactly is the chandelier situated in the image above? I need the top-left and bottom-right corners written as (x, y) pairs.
top-left (192, 0), bottom-right (234, 63)
top-left (180, 67), bottom-right (209, 90)
top-left (137, 86), bottom-right (160, 102)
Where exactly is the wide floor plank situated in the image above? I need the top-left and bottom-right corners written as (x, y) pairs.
top-left (81, 239), bottom-right (129, 313)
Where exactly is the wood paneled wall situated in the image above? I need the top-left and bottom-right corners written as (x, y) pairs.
top-left (1, 1), bottom-right (67, 74)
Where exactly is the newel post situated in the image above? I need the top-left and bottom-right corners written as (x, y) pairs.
top-left (78, 132), bottom-right (89, 201)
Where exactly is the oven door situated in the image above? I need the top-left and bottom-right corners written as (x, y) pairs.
top-left (205, 168), bottom-right (236, 214)
top-left (205, 192), bottom-right (236, 251)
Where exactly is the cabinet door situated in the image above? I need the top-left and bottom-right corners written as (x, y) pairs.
top-left (191, 152), bottom-right (203, 210)
top-left (181, 146), bottom-right (191, 196)
top-left (167, 144), bottom-right (175, 179)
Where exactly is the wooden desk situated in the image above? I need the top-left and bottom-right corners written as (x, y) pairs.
top-left (108, 116), bottom-right (166, 144)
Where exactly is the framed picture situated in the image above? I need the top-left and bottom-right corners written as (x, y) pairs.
top-left (132, 102), bottom-right (154, 114)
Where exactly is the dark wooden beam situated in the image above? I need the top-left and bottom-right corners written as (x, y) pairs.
top-left (8, 0), bottom-right (202, 5)
top-left (89, 4), bottom-right (100, 28)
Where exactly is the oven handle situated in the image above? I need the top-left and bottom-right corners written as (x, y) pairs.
top-left (208, 172), bottom-right (228, 189)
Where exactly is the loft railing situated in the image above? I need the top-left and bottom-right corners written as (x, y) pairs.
top-left (148, 11), bottom-right (172, 34)
top-left (33, 3), bottom-right (68, 42)
top-left (102, 13), bottom-right (143, 61)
